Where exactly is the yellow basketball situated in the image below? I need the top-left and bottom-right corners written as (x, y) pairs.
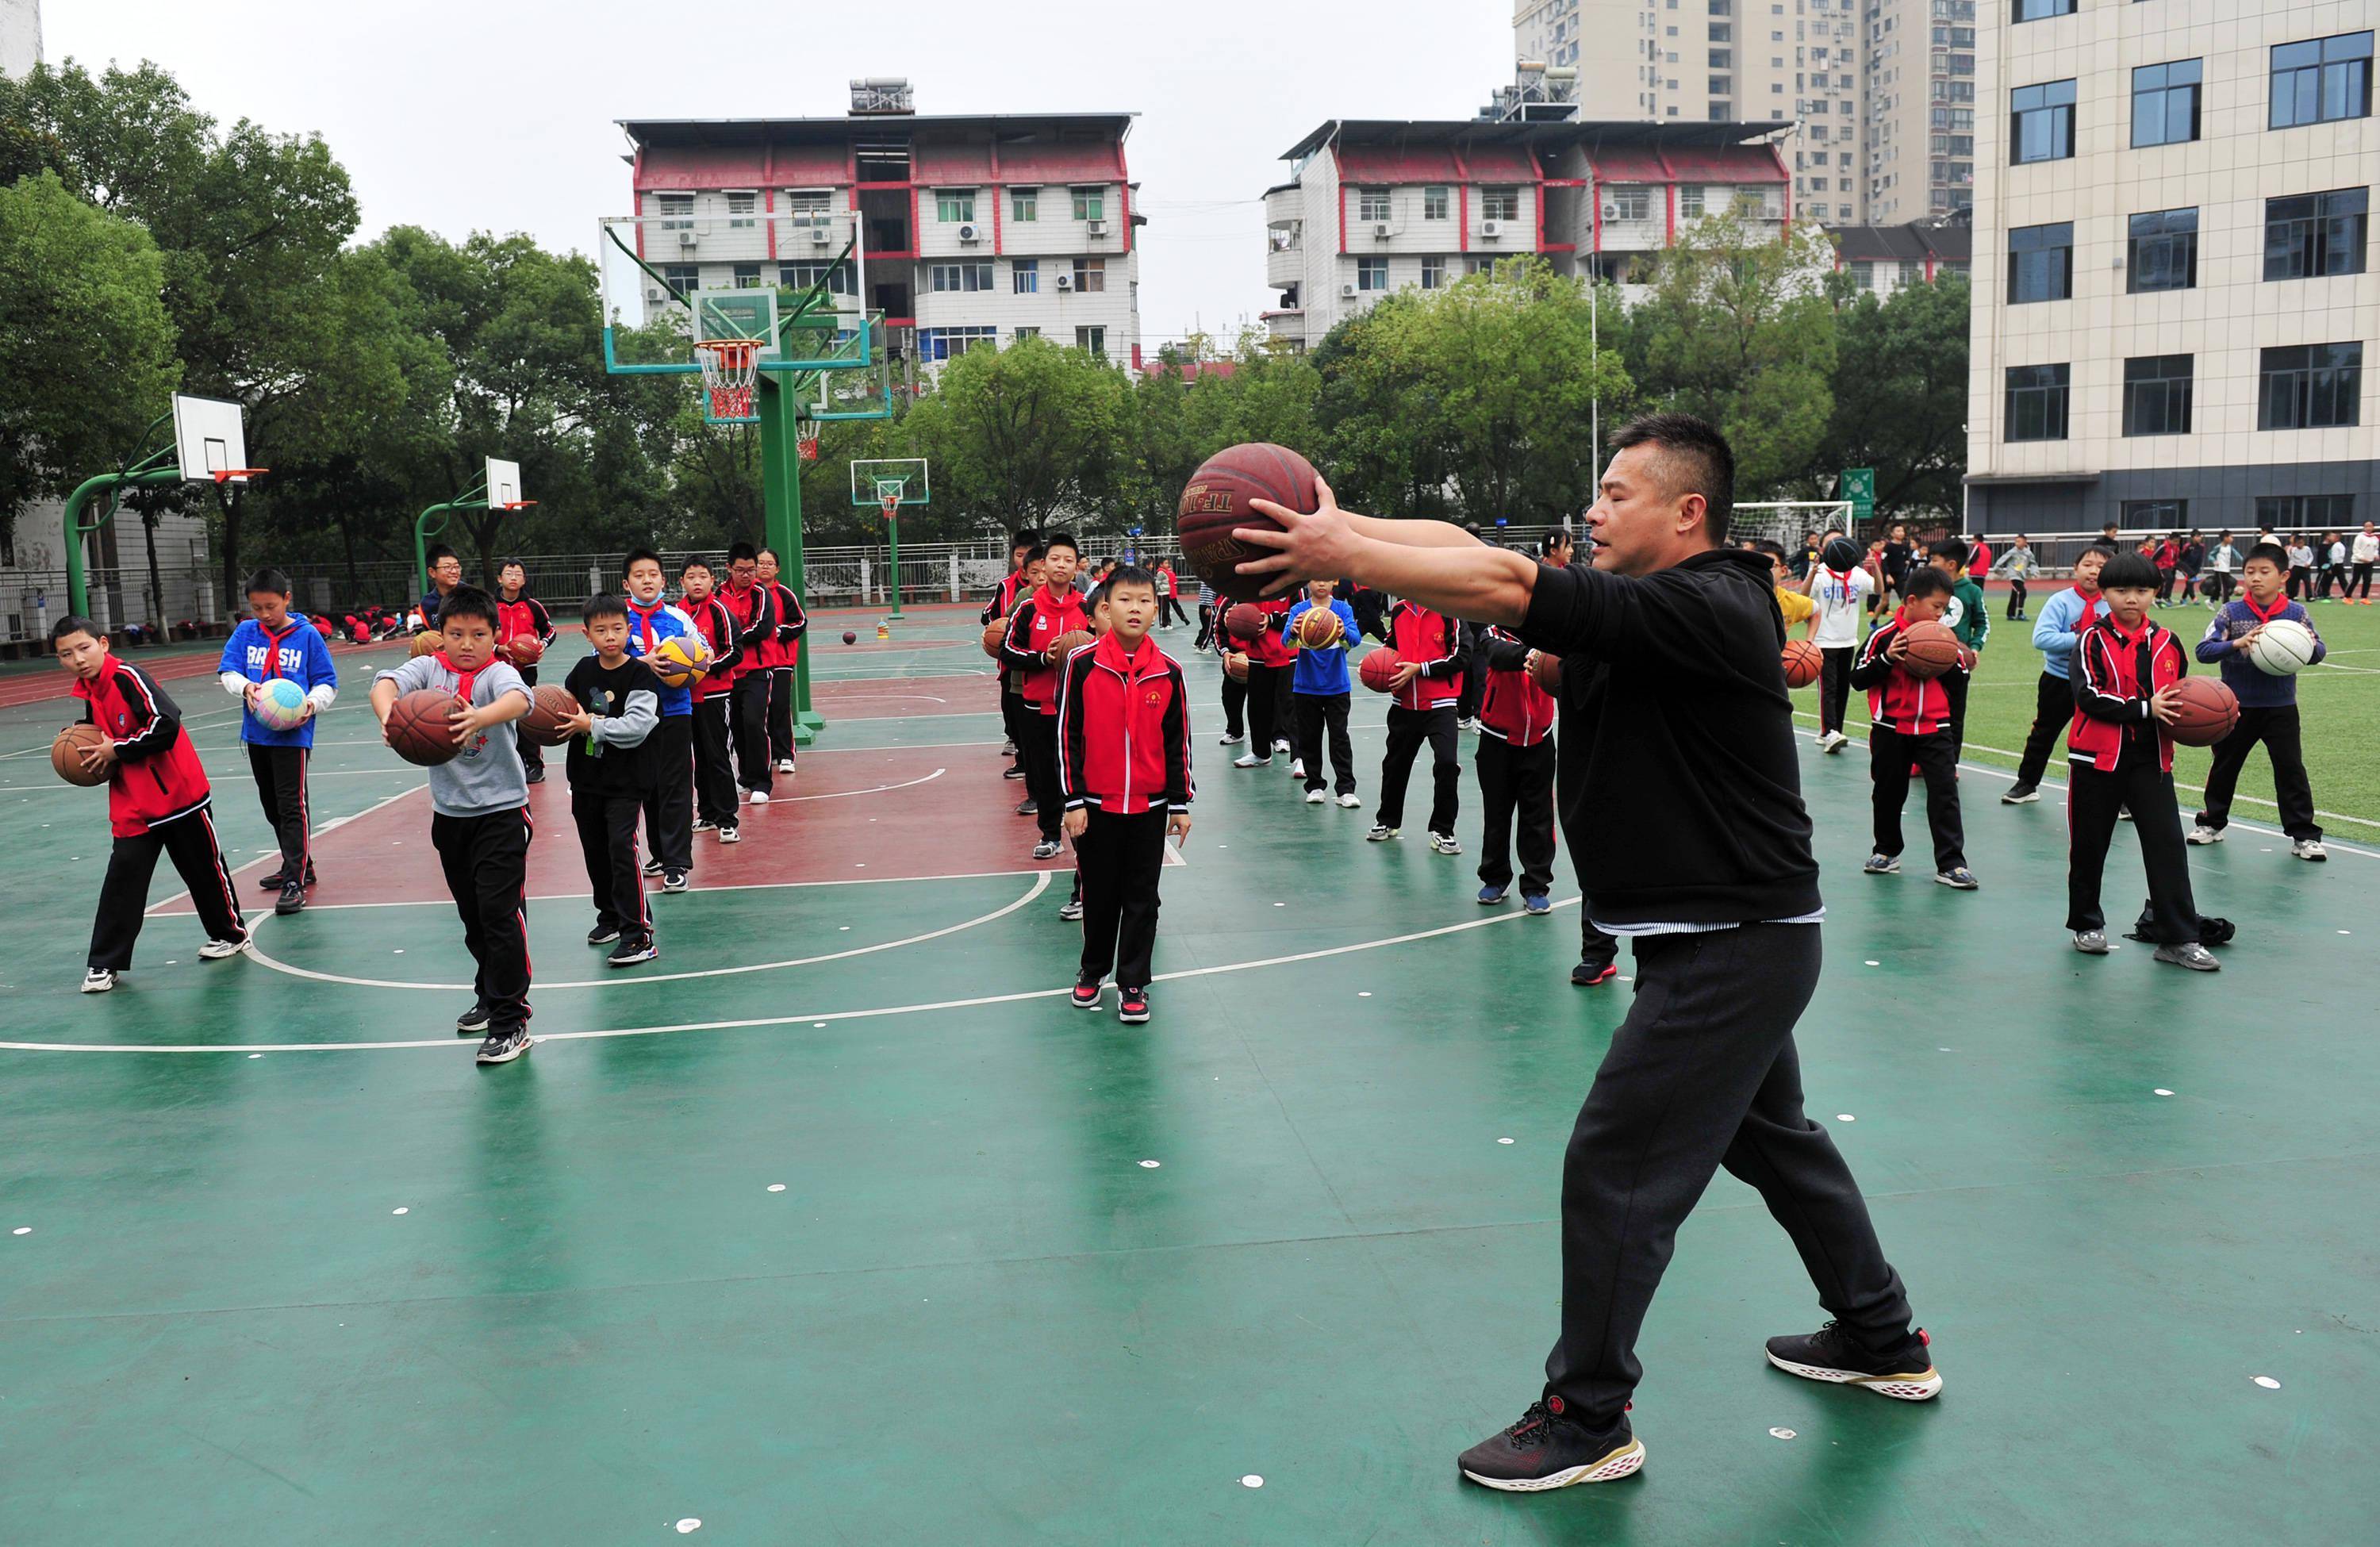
top-left (647, 631), bottom-right (710, 689)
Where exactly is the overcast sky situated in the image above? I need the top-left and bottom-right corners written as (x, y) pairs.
top-left (47, 0), bottom-right (1511, 350)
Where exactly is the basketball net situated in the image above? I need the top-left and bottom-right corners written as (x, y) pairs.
top-left (694, 338), bottom-right (762, 423)
top-left (877, 480), bottom-right (904, 522)
top-left (796, 417), bottom-right (821, 462)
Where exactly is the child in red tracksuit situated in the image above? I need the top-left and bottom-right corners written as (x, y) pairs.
top-left (1230, 594), bottom-right (1299, 767)
top-left (1472, 625), bottom-right (1558, 912)
top-left (679, 559), bottom-right (747, 843)
top-left (1848, 567), bottom-right (1977, 889)
top-left (1058, 566), bottom-right (1192, 1024)
top-left (2066, 553), bottom-right (2217, 970)
top-left (1000, 531), bottom-right (1088, 859)
top-left (56, 616), bottom-right (250, 992)
top-left (1372, 597), bottom-right (1469, 852)
top-left (756, 547), bottom-right (808, 776)
top-left (494, 560), bottom-right (557, 783)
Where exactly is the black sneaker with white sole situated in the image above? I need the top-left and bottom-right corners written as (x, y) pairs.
top-left (2001, 785), bottom-right (2040, 804)
top-left (475, 1027), bottom-right (532, 1065)
top-left (607, 935), bottom-right (658, 968)
top-left (642, 858), bottom-right (666, 878)
top-left (662, 869), bottom-right (689, 893)
top-left (1764, 1322), bottom-right (1941, 1400)
top-left (1457, 1399), bottom-right (1644, 1491)
top-left (587, 923), bottom-right (623, 946)
top-left (456, 1001), bottom-right (493, 1036)
top-left (1058, 898), bottom-right (1084, 922)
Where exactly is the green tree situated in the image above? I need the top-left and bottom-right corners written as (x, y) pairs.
top-left (1625, 213), bottom-right (1839, 498)
top-left (1813, 273), bottom-right (1970, 520)
top-left (898, 336), bottom-right (1131, 537)
top-left (1310, 293), bottom-right (1453, 521)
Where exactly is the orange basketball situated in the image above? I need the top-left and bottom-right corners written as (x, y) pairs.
top-left (1357, 647), bottom-right (1401, 693)
top-left (517, 683), bottom-right (581, 747)
top-left (51, 724), bottom-right (108, 787)
top-left (1295, 605), bottom-right (1343, 649)
top-left (1526, 651), bottom-right (1561, 693)
top-left (1224, 651), bottom-right (1249, 683)
top-left (1223, 603), bottom-right (1266, 642)
top-left (1045, 629), bottom-right (1095, 663)
top-left (386, 689), bottom-right (464, 766)
top-left (1897, 620), bottom-right (1962, 680)
top-left (981, 620), bottom-right (1008, 658)
top-left (1782, 639), bottom-right (1822, 688)
top-left (2167, 676), bottom-right (2240, 747)
top-left (504, 635), bottom-right (545, 667)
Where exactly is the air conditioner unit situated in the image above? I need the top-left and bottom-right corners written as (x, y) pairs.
top-left (806, 225), bottom-right (832, 244)
top-left (1338, 282), bottom-right (1359, 298)
top-left (1602, 205), bottom-right (1621, 220)
top-left (1480, 219), bottom-right (1506, 239)
top-left (1372, 221), bottom-right (1394, 238)
top-left (644, 286), bottom-right (666, 303)
top-left (1054, 273), bottom-right (1075, 291)
top-left (957, 221), bottom-right (981, 243)
top-left (1087, 219), bottom-right (1108, 236)
top-left (678, 228), bottom-right (699, 246)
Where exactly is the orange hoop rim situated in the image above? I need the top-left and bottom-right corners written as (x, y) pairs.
top-left (694, 338), bottom-right (763, 362)
top-left (209, 467), bottom-right (269, 484)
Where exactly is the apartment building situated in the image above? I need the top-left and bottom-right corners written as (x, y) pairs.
top-left (1864, 0), bottom-right (1979, 222)
top-left (1261, 118), bottom-right (1790, 347)
top-left (1966, 1), bottom-right (2377, 533)
top-left (618, 83), bottom-right (1144, 372)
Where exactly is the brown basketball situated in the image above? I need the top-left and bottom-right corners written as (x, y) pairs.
top-left (1223, 651), bottom-right (1250, 683)
top-left (1177, 442), bottom-right (1322, 604)
top-left (1295, 605), bottom-right (1342, 649)
top-left (1357, 647), bottom-right (1401, 693)
top-left (1897, 620), bottom-right (1962, 679)
top-left (1045, 629), bottom-right (1095, 663)
top-left (504, 634), bottom-right (545, 667)
top-left (409, 631), bottom-right (442, 658)
top-left (518, 683), bottom-right (581, 747)
top-left (2167, 676), bottom-right (2240, 747)
top-left (386, 689), bottom-right (464, 766)
top-left (1782, 639), bottom-right (1823, 688)
top-left (1223, 603), bottom-right (1266, 642)
top-left (51, 724), bottom-right (108, 787)
top-left (981, 620), bottom-right (1008, 658)
top-left (1526, 650), bottom-right (1562, 693)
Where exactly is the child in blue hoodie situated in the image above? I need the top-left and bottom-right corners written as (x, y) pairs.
top-left (1285, 580), bottom-right (1362, 807)
top-left (217, 567), bottom-right (338, 914)
top-left (2190, 542), bottom-right (2328, 860)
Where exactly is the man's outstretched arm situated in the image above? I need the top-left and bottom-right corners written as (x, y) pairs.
top-left (1241, 480), bottom-right (1539, 629)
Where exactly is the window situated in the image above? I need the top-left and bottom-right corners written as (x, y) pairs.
top-left (662, 263), bottom-right (698, 297)
top-left (1011, 187), bottom-right (1038, 223)
top-left (2270, 33), bottom-right (2373, 129)
top-left (786, 190), bottom-right (832, 227)
top-left (1013, 326), bottom-right (1040, 341)
top-left (1419, 255), bottom-right (1446, 290)
top-left (1358, 188), bottom-right (1392, 222)
top-left (1075, 324), bottom-right (1106, 358)
top-left (2005, 363), bottom-right (2071, 441)
top-left (2006, 221), bottom-right (2073, 302)
top-left (726, 191), bottom-right (757, 228)
top-left (2263, 188), bottom-right (2369, 279)
top-left (657, 193), bottom-right (693, 230)
top-left (1851, 260), bottom-right (1875, 290)
top-left (1071, 186), bottom-right (1106, 221)
top-left (1423, 186), bottom-right (1450, 220)
top-left (779, 262), bottom-right (850, 295)
top-left (1900, 259), bottom-right (1924, 286)
top-left (2259, 343), bottom-right (2363, 428)
top-left (731, 263), bottom-right (762, 290)
top-left (1483, 187), bottom-right (1521, 221)
top-left (2124, 355), bottom-right (2194, 436)
top-left (2128, 208), bottom-right (2199, 292)
top-left (928, 263), bottom-right (995, 292)
top-left (1071, 257), bottom-right (1106, 293)
top-left (1610, 186), bottom-right (1652, 221)
top-left (919, 325), bottom-right (998, 362)
top-left (935, 190), bottom-right (977, 224)
top-left (2258, 494), bottom-right (2356, 528)
top-left (2013, 0), bottom-right (2072, 18)
top-left (2010, 79), bottom-right (2076, 163)
top-left (2132, 60), bottom-right (2202, 147)
top-left (2122, 499), bottom-right (2187, 532)
top-left (1357, 257), bottom-right (1389, 290)
top-left (1012, 259), bottom-right (1039, 294)
top-left (1679, 185), bottom-right (1706, 217)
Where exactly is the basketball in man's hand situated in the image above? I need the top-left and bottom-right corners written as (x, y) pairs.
top-left (1177, 443), bottom-right (1322, 604)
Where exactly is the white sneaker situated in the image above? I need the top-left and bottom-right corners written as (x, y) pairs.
top-left (1233, 753), bottom-right (1270, 769)
top-left (775, 758), bottom-right (797, 774)
top-left (1429, 831), bottom-right (1463, 856)
top-left (2186, 824), bottom-right (2222, 845)
top-left (1337, 793), bottom-right (1361, 808)
top-left (1457, 717), bottom-right (1481, 734)
top-left (719, 826), bottom-right (741, 844)
top-left (198, 937), bottom-right (251, 961)
top-left (747, 789), bottom-right (770, 805)
top-left (1367, 824), bottom-right (1397, 842)
top-left (1273, 739), bottom-right (1292, 754)
top-left (1305, 789), bottom-right (1326, 804)
top-left (2294, 838), bottom-right (2328, 861)
top-left (1217, 732), bottom-right (1246, 747)
top-left (1819, 731), bottom-right (1846, 754)
top-left (1289, 759), bottom-right (1306, 779)
top-left (81, 968), bottom-right (115, 993)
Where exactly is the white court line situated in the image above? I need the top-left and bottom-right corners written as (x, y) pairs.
top-left (2, 894), bottom-right (1576, 1054)
top-left (235, 870), bottom-right (1050, 992)
top-left (242, 865), bottom-right (1066, 911)
top-left (813, 693), bottom-right (950, 704)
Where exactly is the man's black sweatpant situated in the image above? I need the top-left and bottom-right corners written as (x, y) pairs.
top-left (730, 672), bottom-right (774, 797)
top-left (2197, 704), bottom-right (2320, 841)
top-left (573, 789), bottom-right (651, 942)
top-left (87, 807), bottom-right (247, 970)
top-left (1376, 704), bottom-right (1459, 836)
top-left (248, 743), bottom-right (313, 883)
top-left (432, 804), bottom-right (533, 1030)
top-left (1869, 725), bottom-right (1965, 873)
top-left (1476, 733), bottom-right (1555, 893)
top-left (689, 697), bottom-right (740, 829)
top-left (1295, 692), bottom-right (1357, 795)
top-left (1077, 806), bottom-right (1169, 989)
top-left (1245, 662), bottom-right (1287, 756)
top-left (1543, 923), bottom-right (1914, 1426)
top-left (1818, 646), bottom-right (1856, 738)
top-left (1020, 709), bottom-right (1062, 842)
top-left (641, 714), bottom-right (695, 872)
top-left (2067, 751), bottom-right (2199, 944)
top-left (2013, 670), bottom-right (2075, 790)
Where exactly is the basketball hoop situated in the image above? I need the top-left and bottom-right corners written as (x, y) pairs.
top-left (209, 468), bottom-right (268, 486)
top-left (876, 478), bottom-right (904, 522)
top-left (880, 491), bottom-right (901, 523)
top-left (694, 338), bottom-right (762, 424)
top-left (796, 417), bottom-right (821, 462)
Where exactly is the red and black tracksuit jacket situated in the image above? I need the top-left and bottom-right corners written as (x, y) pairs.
top-left (716, 581), bottom-right (777, 685)
top-left (2070, 615), bottom-right (2187, 773)
top-left (1001, 584), bottom-right (1092, 715)
top-left (495, 594), bottom-right (555, 654)
top-left (1058, 633), bottom-right (1193, 816)
top-left (71, 657), bottom-right (214, 838)
top-left (1386, 599), bottom-right (1468, 710)
top-left (1240, 596), bottom-right (1297, 669)
top-left (1850, 608), bottom-right (1962, 735)
top-left (758, 580), bottom-right (807, 670)
top-left (682, 594), bottom-right (744, 702)
top-left (1476, 628), bottom-right (1554, 747)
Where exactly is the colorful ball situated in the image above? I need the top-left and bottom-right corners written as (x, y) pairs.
top-left (1295, 606), bottom-right (1343, 649)
top-left (251, 678), bottom-right (309, 732)
top-left (646, 633), bottom-right (710, 689)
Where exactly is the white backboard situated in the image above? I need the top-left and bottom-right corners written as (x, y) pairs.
top-left (172, 394), bottom-right (249, 482)
top-left (486, 458), bottom-right (525, 509)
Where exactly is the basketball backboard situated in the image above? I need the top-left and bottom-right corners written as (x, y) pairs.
top-left (850, 458), bottom-right (930, 508)
top-left (486, 458), bottom-right (527, 509)
top-left (597, 213), bottom-right (865, 374)
top-left (172, 394), bottom-right (248, 482)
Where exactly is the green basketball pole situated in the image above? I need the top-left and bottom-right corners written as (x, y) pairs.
top-left (885, 509), bottom-right (904, 620)
top-left (756, 374), bottom-right (822, 742)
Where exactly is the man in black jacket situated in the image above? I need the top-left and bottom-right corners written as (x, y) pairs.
top-left (1239, 413), bottom-right (1935, 1493)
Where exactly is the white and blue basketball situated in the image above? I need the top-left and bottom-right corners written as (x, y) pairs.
top-left (2245, 617), bottom-right (2318, 677)
top-left (251, 677), bottom-right (309, 731)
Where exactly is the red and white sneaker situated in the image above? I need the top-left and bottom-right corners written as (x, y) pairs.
top-left (1070, 980), bottom-right (1103, 1010)
top-left (1118, 987), bottom-right (1150, 1023)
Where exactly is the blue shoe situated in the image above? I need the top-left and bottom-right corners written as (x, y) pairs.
top-left (1862, 853), bottom-right (1901, 876)
top-left (1522, 892), bottom-right (1552, 916)
top-left (1476, 884), bottom-right (1510, 906)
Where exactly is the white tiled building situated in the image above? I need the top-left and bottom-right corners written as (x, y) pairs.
top-left (1262, 119), bottom-right (1790, 347)
top-left (620, 86), bottom-right (1144, 373)
top-left (1965, 0), bottom-right (2378, 534)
